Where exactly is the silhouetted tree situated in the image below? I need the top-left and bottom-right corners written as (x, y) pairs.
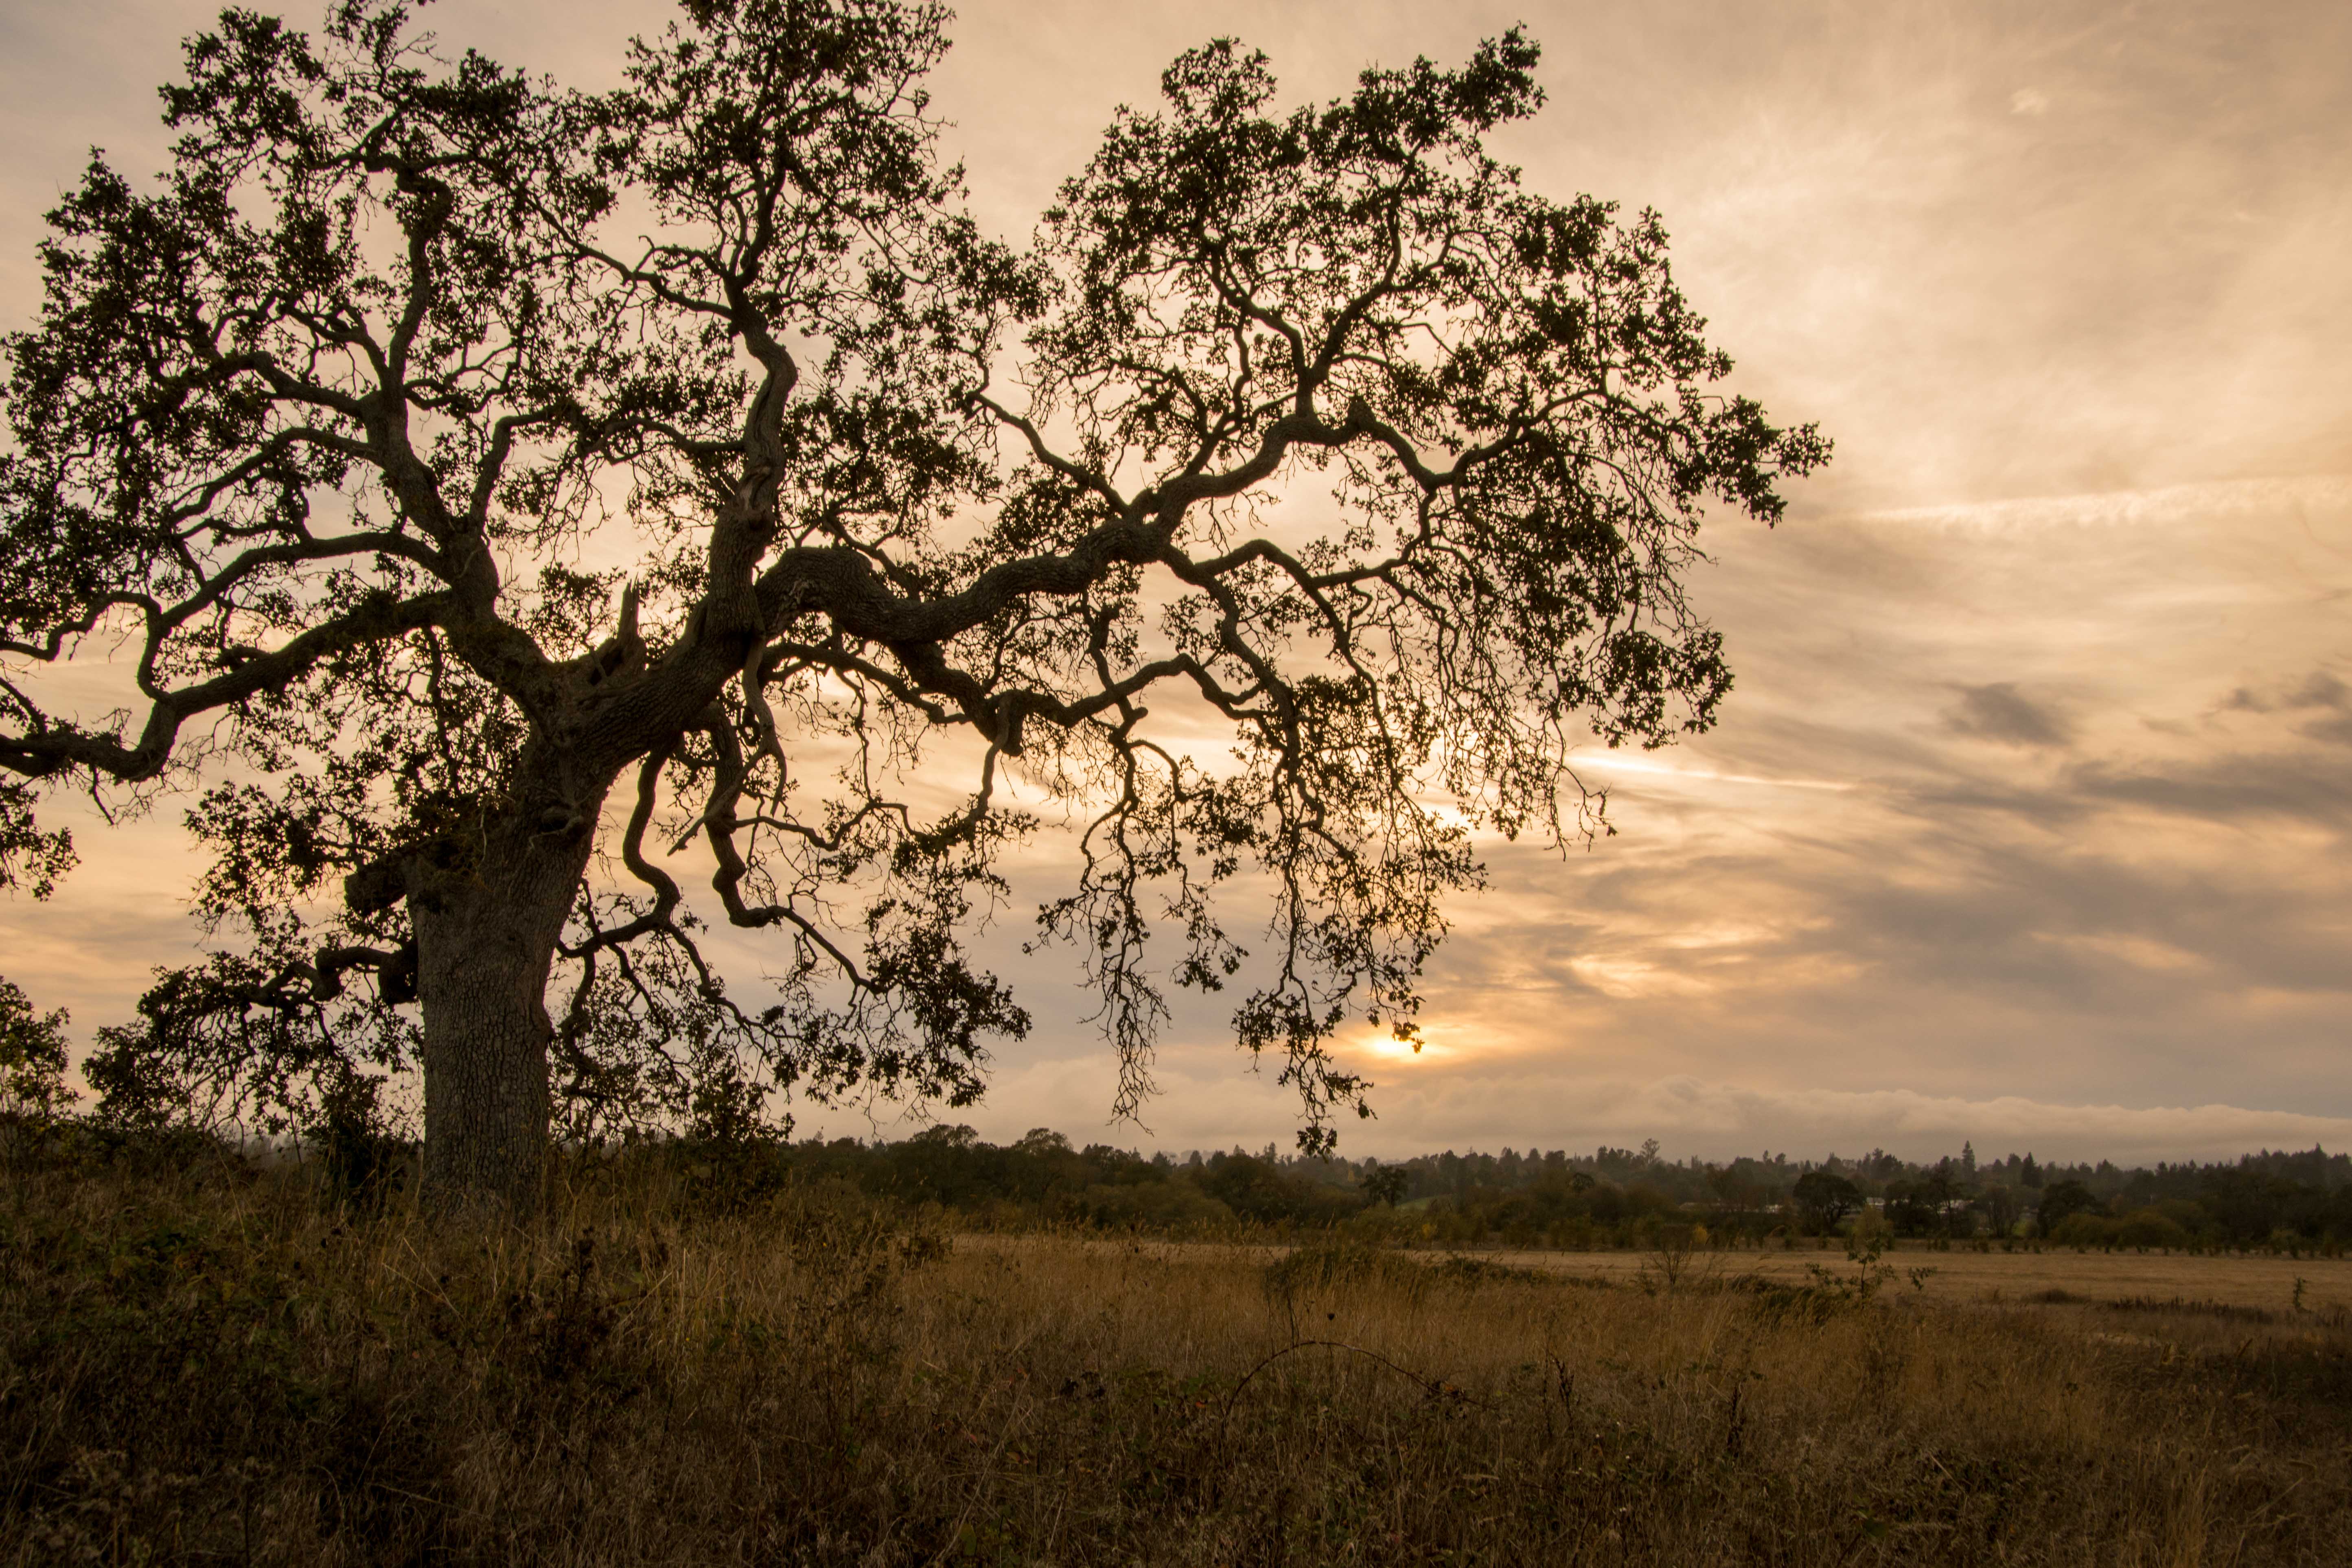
top-left (1791, 1169), bottom-right (1861, 1234)
top-left (2035, 1179), bottom-right (2101, 1234)
top-left (1973, 1182), bottom-right (2023, 1240)
top-left (0, 975), bottom-right (70, 1122)
top-left (0, 0), bottom-right (1823, 1206)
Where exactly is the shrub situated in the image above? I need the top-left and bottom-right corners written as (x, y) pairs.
top-left (2114, 1209), bottom-right (2190, 1252)
top-left (2052, 1213), bottom-right (2120, 1250)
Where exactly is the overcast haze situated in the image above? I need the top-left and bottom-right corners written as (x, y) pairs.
top-left (2, 0), bottom-right (2348, 1163)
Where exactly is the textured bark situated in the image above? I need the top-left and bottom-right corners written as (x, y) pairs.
top-left (412, 804), bottom-right (603, 1212)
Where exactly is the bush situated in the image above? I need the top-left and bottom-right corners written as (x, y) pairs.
top-left (2114, 1209), bottom-right (2190, 1252)
top-left (2052, 1213), bottom-right (2120, 1250)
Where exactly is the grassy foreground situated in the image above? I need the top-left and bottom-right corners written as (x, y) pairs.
top-left (5, 1153), bottom-right (2349, 1565)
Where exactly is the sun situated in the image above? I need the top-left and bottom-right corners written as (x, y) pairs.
top-left (1355, 1028), bottom-right (1443, 1064)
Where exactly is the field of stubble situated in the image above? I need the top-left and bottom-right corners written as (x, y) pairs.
top-left (5, 1160), bottom-right (2348, 1565)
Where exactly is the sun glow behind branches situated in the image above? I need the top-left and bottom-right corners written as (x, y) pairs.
top-left (1351, 1026), bottom-right (1461, 1066)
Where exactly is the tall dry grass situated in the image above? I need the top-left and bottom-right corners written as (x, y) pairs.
top-left (4, 1149), bottom-right (2347, 1564)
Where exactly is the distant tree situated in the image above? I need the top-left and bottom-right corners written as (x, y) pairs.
top-left (1881, 1178), bottom-right (1933, 1235)
top-left (1014, 1128), bottom-right (1074, 1158)
top-left (1077, 1143), bottom-right (1158, 1186)
top-left (2201, 1168), bottom-right (2304, 1246)
top-left (1790, 1169), bottom-right (1861, 1233)
top-left (0, 0), bottom-right (1824, 1207)
top-left (1916, 1170), bottom-right (1968, 1236)
top-left (1705, 1163), bottom-right (1763, 1217)
top-left (1973, 1182), bottom-right (2023, 1240)
top-left (2035, 1179), bottom-right (2100, 1234)
top-left (0, 975), bottom-right (71, 1121)
top-left (1362, 1161), bottom-right (1410, 1207)
top-left (1201, 1151), bottom-right (1311, 1222)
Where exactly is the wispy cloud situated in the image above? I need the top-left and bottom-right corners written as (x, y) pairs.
top-left (1947, 684), bottom-right (2074, 749)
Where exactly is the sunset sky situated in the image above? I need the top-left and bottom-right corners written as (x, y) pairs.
top-left (2, 0), bottom-right (2347, 1163)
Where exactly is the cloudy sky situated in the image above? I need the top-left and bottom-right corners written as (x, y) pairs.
top-left (2, 0), bottom-right (2347, 1163)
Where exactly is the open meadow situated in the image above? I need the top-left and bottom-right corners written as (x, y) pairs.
top-left (6, 1150), bottom-right (2350, 1565)
top-left (1489, 1242), bottom-right (2352, 1316)
top-left (955, 1230), bottom-right (2352, 1315)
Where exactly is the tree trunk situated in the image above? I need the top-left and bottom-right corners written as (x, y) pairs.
top-left (412, 807), bottom-right (602, 1212)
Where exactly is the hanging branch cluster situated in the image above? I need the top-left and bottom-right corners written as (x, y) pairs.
top-left (0, 1), bottom-right (1823, 1155)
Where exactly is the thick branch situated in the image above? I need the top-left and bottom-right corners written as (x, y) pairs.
top-left (0, 589), bottom-right (456, 784)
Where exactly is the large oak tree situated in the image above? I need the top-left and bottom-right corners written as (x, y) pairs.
top-left (0, 0), bottom-right (1824, 1207)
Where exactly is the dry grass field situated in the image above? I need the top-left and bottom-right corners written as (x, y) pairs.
top-left (957, 1233), bottom-right (2352, 1316)
top-left (1487, 1242), bottom-right (2352, 1315)
top-left (7, 1156), bottom-right (2350, 1564)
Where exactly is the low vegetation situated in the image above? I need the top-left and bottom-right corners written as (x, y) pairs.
top-left (5, 1138), bottom-right (2349, 1564)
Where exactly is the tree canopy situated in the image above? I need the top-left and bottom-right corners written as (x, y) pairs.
top-left (0, 0), bottom-right (1825, 1204)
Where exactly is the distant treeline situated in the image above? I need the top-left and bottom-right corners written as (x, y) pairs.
top-left (749, 1127), bottom-right (2352, 1255)
top-left (13, 1086), bottom-right (2349, 1253)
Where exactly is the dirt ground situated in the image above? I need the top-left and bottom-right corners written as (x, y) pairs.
top-left (1485, 1242), bottom-right (2351, 1312)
